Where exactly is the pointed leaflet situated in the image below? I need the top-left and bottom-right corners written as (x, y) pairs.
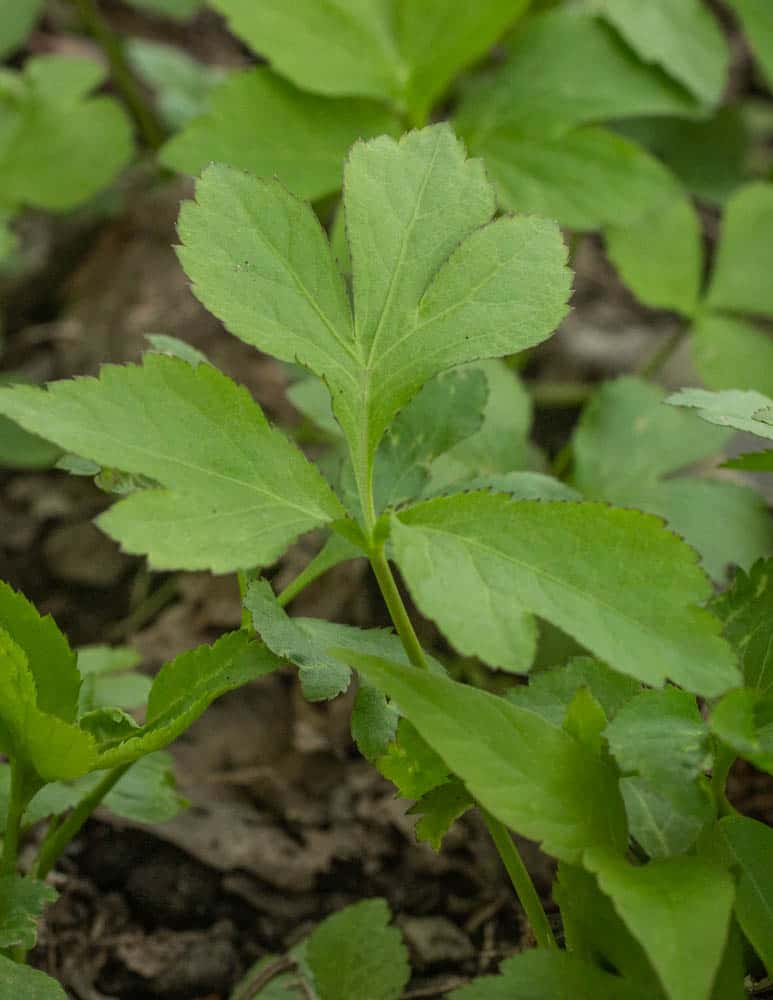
top-left (391, 493), bottom-right (739, 694)
top-left (584, 850), bottom-right (735, 1000)
top-left (692, 312), bottom-right (773, 397)
top-left (595, 0), bottom-right (728, 106)
top-left (345, 653), bottom-right (627, 863)
top-left (711, 559), bottom-right (773, 692)
top-left (717, 816), bottom-right (773, 973)
top-left (0, 875), bottom-right (56, 950)
top-left (451, 951), bottom-right (650, 1000)
top-left (0, 354), bottom-right (344, 572)
top-left (161, 67), bottom-right (398, 203)
top-left (177, 124), bottom-right (571, 498)
top-left (572, 377), bottom-right (773, 581)
top-left (706, 183), bottom-right (773, 317)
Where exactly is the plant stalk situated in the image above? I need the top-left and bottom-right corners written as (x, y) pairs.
top-left (368, 542), bottom-right (429, 671)
top-left (1, 763), bottom-right (27, 876)
top-left (70, 0), bottom-right (166, 150)
top-left (481, 808), bottom-right (557, 950)
top-left (33, 764), bottom-right (132, 880)
top-left (636, 322), bottom-right (691, 379)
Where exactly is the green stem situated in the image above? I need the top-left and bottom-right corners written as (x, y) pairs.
top-left (368, 542), bottom-right (429, 671)
top-left (636, 322), bottom-right (691, 379)
top-left (481, 808), bottom-right (557, 950)
top-left (712, 745), bottom-right (738, 818)
top-left (33, 764), bottom-right (131, 880)
top-left (1, 763), bottom-right (27, 876)
top-left (70, 0), bottom-right (166, 150)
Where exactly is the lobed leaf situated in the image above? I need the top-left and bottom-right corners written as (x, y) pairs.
top-left (410, 779), bottom-right (472, 851)
top-left (391, 493), bottom-right (739, 694)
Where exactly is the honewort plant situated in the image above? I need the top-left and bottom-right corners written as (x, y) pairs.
top-left (0, 125), bottom-right (772, 997)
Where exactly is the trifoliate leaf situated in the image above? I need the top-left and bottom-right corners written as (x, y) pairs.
top-left (667, 387), bottom-right (773, 439)
top-left (595, 0), bottom-right (728, 107)
top-left (706, 183), bottom-right (773, 318)
top-left (507, 657), bottom-right (640, 727)
top-left (620, 777), bottom-right (714, 860)
top-left (0, 955), bottom-right (67, 998)
top-left (0, 354), bottom-right (345, 572)
top-left (161, 67), bottom-right (399, 202)
top-left (605, 196), bottom-right (703, 316)
top-left (710, 559), bottom-right (773, 691)
top-left (463, 123), bottom-right (681, 230)
top-left (350, 654), bottom-right (627, 863)
top-left (710, 687), bottom-right (773, 775)
top-left (725, 0), bottom-right (773, 88)
top-left (0, 0), bottom-right (45, 58)
top-left (177, 124), bottom-right (571, 499)
top-left (410, 778), bottom-right (472, 851)
top-left (572, 377), bottom-right (773, 581)
top-left (0, 581), bottom-right (80, 721)
top-left (0, 874), bottom-right (56, 950)
top-left (306, 898), bottom-right (409, 1000)
top-left (692, 312), bottom-right (773, 397)
top-left (0, 56), bottom-right (132, 213)
top-left (391, 494), bottom-right (739, 694)
top-left (584, 850), bottom-right (735, 1000)
top-left (450, 951), bottom-right (650, 1000)
top-left (717, 815), bottom-right (773, 974)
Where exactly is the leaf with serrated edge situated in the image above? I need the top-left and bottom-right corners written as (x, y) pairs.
top-left (667, 387), bottom-right (773, 439)
top-left (0, 354), bottom-right (344, 572)
top-left (711, 559), bottom-right (773, 691)
top-left (347, 653), bottom-right (627, 863)
top-left (392, 493), bottom-right (738, 694)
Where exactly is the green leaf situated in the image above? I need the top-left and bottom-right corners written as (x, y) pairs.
top-left (620, 777), bottom-right (714, 860)
top-left (455, 8), bottom-right (701, 143)
top-left (127, 40), bottom-right (223, 130)
top-left (306, 898), bottom-right (409, 1000)
top-left (102, 751), bottom-right (187, 823)
top-left (595, 0), bottom-right (728, 106)
top-left (377, 718), bottom-right (449, 800)
top-left (710, 559), bottom-right (773, 692)
top-left (77, 645), bottom-right (150, 714)
top-left (391, 493), bottom-right (739, 694)
top-left (605, 196), bottom-right (702, 316)
top-left (177, 124), bottom-right (571, 499)
top-left (464, 123), bottom-right (681, 230)
top-left (584, 850), bottom-right (735, 1000)
top-left (507, 657), bottom-right (641, 727)
top-left (667, 387), bottom-right (773, 440)
top-left (0, 354), bottom-right (345, 572)
top-left (0, 56), bottom-right (132, 213)
top-left (349, 654), bottom-right (627, 863)
top-left (605, 688), bottom-right (709, 785)
top-left (0, 0), bottom-right (45, 58)
top-left (725, 0), bottom-right (773, 87)
top-left (572, 377), bottom-right (773, 581)
top-left (554, 863), bottom-right (662, 992)
top-left (161, 67), bottom-right (398, 203)
top-left (0, 956), bottom-right (67, 999)
top-left (92, 632), bottom-right (278, 768)
top-left (0, 581), bottom-right (80, 721)
top-left (706, 183), bottom-right (773, 318)
top-left (350, 682), bottom-right (398, 762)
top-left (410, 778), bottom-right (472, 851)
top-left (0, 629), bottom-right (95, 782)
top-left (710, 687), bottom-right (773, 775)
top-left (0, 414), bottom-right (61, 469)
top-left (374, 367), bottom-right (488, 510)
top-left (209, 0), bottom-right (525, 122)
top-left (725, 449), bottom-right (773, 472)
top-left (0, 874), bottom-right (56, 950)
top-left (123, 0), bottom-right (202, 20)
top-left (692, 312), bottom-right (773, 397)
top-left (710, 921), bottom-right (747, 1000)
top-left (717, 815), bottom-right (773, 974)
top-left (450, 950), bottom-right (650, 1000)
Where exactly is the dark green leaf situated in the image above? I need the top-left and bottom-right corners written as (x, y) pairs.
top-left (410, 779), bottom-right (472, 851)
top-left (717, 815), bottom-right (773, 973)
top-left (711, 559), bottom-right (773, 691)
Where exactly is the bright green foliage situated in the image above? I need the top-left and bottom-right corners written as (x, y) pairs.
top-left (605, 197), bottom-right (703, 316)
top-left (209, 0), bottom-right (526, 124)
top-left (0, 354), bottom-right (344, 572)
top-left (348, 653), bottom-right (628, 863)
top-left (571, 377), bottom-right (772, 580)
top-left (451, 950), bottom-right (650, 1000)
top-left (717, 816), bottom-right (773, 973)
top-left (594, 0), bottom-right (728, 107)
top-left (707, 184), bottom-right (773, 317)
top-left (507, 657), bottom-right (640, 726)
top-left (77, 645), bottom-right (150, 714)
top-left (710, 687), bottom-right (773, 774)
top-left (710, 559), bottom-right (773, 691)
top-left (391, 493), bottom-right (738, 693)
top-left (0, 874), bottom-right (56, 950)
top-left (305, 898), bottom-right (410, 1000)
top-left (0, 56), bottom-right (132, 218)
top-left (126, 39), bottom-right (224, 129)
top-left (667, 387), bottom-right (773, 440)
top-left (350, 682), bottom-right (398, 762)
top-left (177, 125), bottom-right (570, 501)
top-left (619, 778), bottom-right (713, 861)
top-left (725, 0), bottom-right (773, 88)
top-left (0, 0), bottom-right (45, 59)
top-left (124, 0), bottom-right (202, 19)
top-left (160, 68), bottom-right (399, 202)
top-left (377, 718), bottom-right (449, 800)
top-left (693, 313), bottom-right (773, 399)
top-left (0, 956), bottom-right (67, 998)
top-left (409, 778), bottom-right (472, 851)
top-left (584, 850), bottom-right (735, 1000)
